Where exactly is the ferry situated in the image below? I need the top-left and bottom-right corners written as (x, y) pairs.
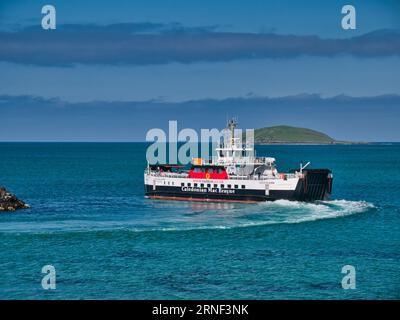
top-left (144, 120), bottom-right (333, 202)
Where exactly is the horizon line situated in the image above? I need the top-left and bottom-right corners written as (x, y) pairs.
top-left (1, 141), bottom-right (399, 144)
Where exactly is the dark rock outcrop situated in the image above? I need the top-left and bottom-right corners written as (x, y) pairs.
top-left (0, 187), bottom-right (30, 211)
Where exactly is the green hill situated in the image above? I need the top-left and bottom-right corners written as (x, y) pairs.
top-left (254, 125), bottom-right (336, 144)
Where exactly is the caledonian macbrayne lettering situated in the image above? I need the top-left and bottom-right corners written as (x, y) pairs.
top-left (181, 187), bottom-right (235, 194)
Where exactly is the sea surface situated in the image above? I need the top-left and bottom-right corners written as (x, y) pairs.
top-left (0, 143), bottom-right (399, 299)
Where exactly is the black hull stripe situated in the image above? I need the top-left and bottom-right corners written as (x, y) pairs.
top-left (145, 185), bottom-right (331, 202)
top-left (147, 195), bottom-right (260, 203)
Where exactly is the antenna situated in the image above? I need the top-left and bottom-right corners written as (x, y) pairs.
top-left (227, 117), bottom-right (238, 147)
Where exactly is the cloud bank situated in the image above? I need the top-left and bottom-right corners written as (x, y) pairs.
top-left (0, 24), bottom-right (399, 66)
top-left (1, 94), bottom-right (399, 141)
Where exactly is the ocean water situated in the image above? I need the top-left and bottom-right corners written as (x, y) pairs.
top-left (0, 143), bottom-right (399, 299)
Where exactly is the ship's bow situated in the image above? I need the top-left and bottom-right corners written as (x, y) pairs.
top-left (295, 169), bottom-right (333, 201)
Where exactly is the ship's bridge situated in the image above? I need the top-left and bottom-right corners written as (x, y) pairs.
top-left (193, 119), bottom-right (278, 177)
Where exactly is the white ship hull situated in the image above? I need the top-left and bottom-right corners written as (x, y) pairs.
top-left (144, 170), bottom-right (332, 202)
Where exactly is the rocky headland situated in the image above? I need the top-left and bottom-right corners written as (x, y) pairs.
top-left (0, 187), bottom-right (30, 211)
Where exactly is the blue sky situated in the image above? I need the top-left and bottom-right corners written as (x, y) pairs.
top-left (0, 0), bottom-right (399, 141)
top-left (1, 0), bottom-right (399, 36)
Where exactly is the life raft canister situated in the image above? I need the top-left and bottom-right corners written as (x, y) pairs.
top-left (193, 158), bottom-right (203, 165)
top-left (205, 173), bottom-right (211, 179)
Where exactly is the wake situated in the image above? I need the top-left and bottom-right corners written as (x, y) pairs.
top-left (134, 199), bottom-right (376, 232)
top-left (0, 199), bottom-right (375, 234)
top-left (256, 199), bottom-right (375, 224)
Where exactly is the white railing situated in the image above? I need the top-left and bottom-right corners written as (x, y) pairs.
top-left (201, 156), bottom-right (275, 166)
top-left (145, 171), bottom-right (187, 178)
top-left (227, 173), bottom-right (298, 180)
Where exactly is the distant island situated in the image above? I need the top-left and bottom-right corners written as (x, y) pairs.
top-left (253, 125), bottom-right (366, 145)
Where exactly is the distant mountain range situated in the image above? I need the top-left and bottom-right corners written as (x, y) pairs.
top-left (254, 125), bottom-right (364, 144)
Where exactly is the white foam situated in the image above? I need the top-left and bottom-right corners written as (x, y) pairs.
top-left (256, 199), bottom-right (375, 224)
top-left (0, 199), bottom-right (375, 234)
top-left (135, 199), bottom-right (376, 232)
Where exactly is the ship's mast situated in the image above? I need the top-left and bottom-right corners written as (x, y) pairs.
top-left (227, 118), bottom-right (237, 148)
top-left (215, 118), bottom-right (255, 167)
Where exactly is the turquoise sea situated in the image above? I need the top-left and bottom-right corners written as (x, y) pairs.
top-left (0, 143), bottom-right (399, 299)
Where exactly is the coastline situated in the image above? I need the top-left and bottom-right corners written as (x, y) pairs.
top-left (254, 141), bottom-right (371, 145)
top-left (0, 141), bottom-right (399, 145)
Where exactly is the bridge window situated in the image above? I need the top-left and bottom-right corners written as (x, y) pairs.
top-left (200, 183), bottom-right (204, 188)
top-left (227, 184), bottom-right (231, 189)
top-left (221, 184), bottom-right (224, 188)
top-left (241, 185), bottom-right (246, 189)
top-left (213, 184), bottom-right (218, 188)
top-left (194, 183), bottom-right (198, 187)
top-left (188, 183), bottom-right (191, 187)
top-left (234, 185), bottom-right (238, 189)
top-left (207, 184), bottom-right (211, 188)
top-left (181, 183), bottom-right (184, 187)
